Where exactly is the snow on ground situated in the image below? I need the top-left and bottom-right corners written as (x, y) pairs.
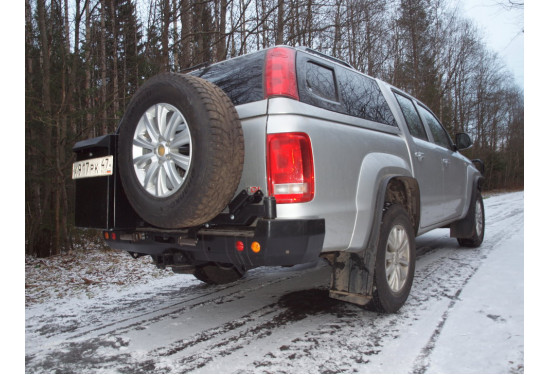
top-left (24, 191), bottom-right (525, 373)
top-left (25, 241), bottom-right (181, 307)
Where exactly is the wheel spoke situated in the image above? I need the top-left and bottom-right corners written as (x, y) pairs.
top-left (172, 153), bottom-right (190, 170)
top-left (143, 160), bottom-right (160, 189)
top-left (156, 104), bottom-right (168, 136)
top-left (133, 153), bottom-right (154, 168)
top-left (164, 112), bottom-right (183, 141)
top-left (388, 268), bottom-right (398, 291)
top-left (397, 237), bottom-right (409, 259)
top-left (394, 267), bottom-right (401, 290)
top-left (133, 135), bottom-right (154, 150)
top-left (142, 113), bottom-right (159, 143)
top-left (396, 228), bottom-right (405, 248)
top-left (163, 161), bottom-right (183, 189)
top-left (171, 128), bottom-right (190, 148)
top-left (156, 165), bottom-right (169, 196)
top-left (388, 229), bottom-right (398, 251)
top-left (386, 262), bottom-right (395, 277)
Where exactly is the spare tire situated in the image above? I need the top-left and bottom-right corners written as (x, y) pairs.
top-left (117, 73), bottom-right (244, 228)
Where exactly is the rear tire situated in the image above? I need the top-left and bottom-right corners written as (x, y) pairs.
top-left (193, 263), bottom-right (245, 285)
top-left (368, 205), bottom-right (415, 313)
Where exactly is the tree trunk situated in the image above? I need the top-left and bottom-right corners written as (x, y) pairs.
top-left (85, 0), bottom-right (93, 138)
top-left (36, 0), bottom-right (54, 258)
top-left (217, 0), bottom-right (227, 61)
top-left (180, 0), bottom-right (191, 68)
top-left (276, 0), bottom-right (284, 44)
top-left (172, 0), bottom-right (180, 69)
top-left (162, 0), bottom-right (170, 71)
top-left (111, 0), bottom-right (119, 119)
top-left (100, 0), bottom-right (108, 134)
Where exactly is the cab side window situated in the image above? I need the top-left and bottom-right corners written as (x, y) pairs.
top-left (338, 69), bottom-right (397, 126)
top-left (417, 105), bottom-right (452, 150)
top-left (305, 62), bottom-right (338, 102)
top-left (394, 93), bottom-right (428, 141)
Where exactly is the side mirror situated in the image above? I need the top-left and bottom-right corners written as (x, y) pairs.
top-left (455, 132), bottom-right (472, 150)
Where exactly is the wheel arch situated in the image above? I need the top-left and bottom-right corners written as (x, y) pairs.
top-left (348, 153), bottom-right (417, 251)
top-left (384, 176), bottom-right (421, 235)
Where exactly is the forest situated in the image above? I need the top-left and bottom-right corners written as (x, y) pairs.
top-left (25, 0), bottom-right (524, 257)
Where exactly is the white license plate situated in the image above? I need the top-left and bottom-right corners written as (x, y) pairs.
top-left (72, 156), bottom-right (114, 179)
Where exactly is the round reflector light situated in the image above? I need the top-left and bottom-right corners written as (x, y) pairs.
top-left (251, 241), bottom-right (261, 253)
top-left (236, 241), bottom-right (245, 252)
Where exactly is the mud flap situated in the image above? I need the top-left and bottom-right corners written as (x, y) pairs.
top-left (325, 252), bottom-right (373, 305)
top-left (450, 176), bottom-right (484, 238)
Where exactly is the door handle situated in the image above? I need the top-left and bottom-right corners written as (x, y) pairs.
top-left (415, 152), bottom-right (425, 161)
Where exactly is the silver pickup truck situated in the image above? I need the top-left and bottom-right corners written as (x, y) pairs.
top-left (72, 46), bottom-right (484, 313)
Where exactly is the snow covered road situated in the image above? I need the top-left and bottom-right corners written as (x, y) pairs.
top-left (25, 191), bottom-right (524, 373)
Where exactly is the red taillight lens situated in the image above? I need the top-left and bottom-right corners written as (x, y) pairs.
top-left (267, 132), bottom-right (314, 204)
top-left (264, 47), bottom-right (299, 100)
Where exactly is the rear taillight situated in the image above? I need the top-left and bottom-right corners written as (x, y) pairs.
top-left (264, 47), bottom-right (299, 100)
top-left (267, 132), bottom-right (314, 204)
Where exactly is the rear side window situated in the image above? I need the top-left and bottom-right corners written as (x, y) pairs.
top-left (394, 93), bottom-right (428, 141)
top-left (417, 105), bottom-right (453, 149)
top-left (338, 69), bottom-right (396, 126)
top-left (190, 51), bottom-right (266, 106)
top-left (305, 62), bottom-right (338, 102)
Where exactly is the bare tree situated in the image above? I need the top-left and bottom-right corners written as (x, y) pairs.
top-left (24, 0), bottom-right (524, 257)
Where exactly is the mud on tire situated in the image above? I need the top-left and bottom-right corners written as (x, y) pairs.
top-left (117, 73), bottom-right (244, 228)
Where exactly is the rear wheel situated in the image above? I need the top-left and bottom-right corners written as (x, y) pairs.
top-left (193, 263), bottom-right (246, 285)
top-left (368, 205), bottom-right (415, 313)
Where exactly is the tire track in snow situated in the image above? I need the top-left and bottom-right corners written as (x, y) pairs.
top-left (67, 270), bottom-right (303, 339)
top-left (28, 263), bottom-right (315, 346)
top-left (25, 263), bottom-right (330, 373)
top-left (25, 192), bottom-right (524, 373)
top-left (410, 192), bottom-right (524, 373)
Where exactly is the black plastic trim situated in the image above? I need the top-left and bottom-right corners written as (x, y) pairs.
top-left (106, 218), bottom-right (325, 268)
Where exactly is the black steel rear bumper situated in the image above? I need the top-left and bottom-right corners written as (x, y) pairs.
top-left (105, 218), bottom-right (325, 268)
top-left (74, 134), bottom-right (325, 268)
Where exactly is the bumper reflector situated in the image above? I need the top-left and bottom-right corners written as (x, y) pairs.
top-left (251, 241), bottom-right (261, 253)
top-left (236, 241), bottom-right (245, 252)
